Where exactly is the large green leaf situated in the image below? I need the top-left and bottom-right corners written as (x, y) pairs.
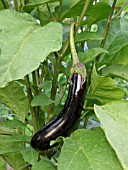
top-left (101, 64), bottom-right (128, 81)
top-left (58, 128), bottom-right (122, 170)
top-left (32, 157), bottom-right (57, 170)
top-left (0, 81), bottom-right (29, 121)
top-left (89, 66), bottom-right (125, 104)
top-left (0, 9), bottom-right (62, 87)
top-left (94, 101), bottom-right (128, 170)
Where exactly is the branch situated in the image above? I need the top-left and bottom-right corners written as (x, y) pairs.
top-left (24, 75), bottom-right (39, 132)
top-left (112, 0), bottom-right (128, 20)
top-left (96, 0), bottom-right (117, 61)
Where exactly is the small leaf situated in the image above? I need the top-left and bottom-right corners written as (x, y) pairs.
top-left (4, 152), bottom-right (26, 170)
top-left (24, 0), bottom-right (58, 12)
top-left (89, 66), bottom-right (125, 104)
top-left (78, 48), bottom-right (108, 64)
top-left (94, 101), bottom-right (128, 170)
top-left (0, 81), bottom-right (29, 121)
top-left (38, 2), bottom-right (59, 26)
top-left (58, 128), bottom-right (122, 170)
top-left (60, 0), bottom-right (93, 20)
top-left (102, 64), bottom-right (128, 81)
top-left (31, 92), bottom-right (54, 106)
top-left (109, 45), bottom-right (128, 66)
top-left (85, 2), bottom-right (111, 27)
top-left (32, 157), bottom-right (57, 170)
top-left (21, 148), bottom-right (38, 165)
top-left (75, 32), bottom-right (103, 43)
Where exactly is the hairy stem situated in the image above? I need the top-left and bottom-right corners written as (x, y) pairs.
top-left (70, 22), bottom-right (80, 65)
top-left (75, 0), bottom-right (91, 30)
top-left (60, 0), bottom-right (91, 57)
top-left (96, 0), bottom-right (117, 61)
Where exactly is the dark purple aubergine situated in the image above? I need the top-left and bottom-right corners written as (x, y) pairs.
top-left (31, 73), bottom-right (86, 150)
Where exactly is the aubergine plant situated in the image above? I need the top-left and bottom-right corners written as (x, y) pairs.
top-left (0, 0), bottom-right (128, 170)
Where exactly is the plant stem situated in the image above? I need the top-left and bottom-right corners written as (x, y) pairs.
top-left (83, 107), bottom-right (94, 111)
top-left (75, 0), bottom-right (91, 30)
top-left (48, 52), bottom-right (61, 121)
top-left (1, 0), bottom-right (8, 9)
top-left (60, 0), bottom-right (91, 58)
top-left (96, 0), bottom-right (117, 61)
top-left (83, 112), bottom-right (93, 128)
top-left (112, 0), bottom-right (128, 20)
top-left (14, 0), bottom-right (19, 11)
top-left (24, 75), bottom-right (39, 133)
top-left (70, 22), bottom-right (80, 65)
top-left (57, 0), bottom-right (62, 21)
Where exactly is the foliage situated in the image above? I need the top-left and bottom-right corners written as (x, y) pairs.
top-left (0, 0), bottom-right (128, 169)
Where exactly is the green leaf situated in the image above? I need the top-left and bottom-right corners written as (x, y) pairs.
top-left (0, 145), bottom-right (24, 154)
top-left (24, 0), bottom-right (58, 12)
top-left (89, 66), bottom-right (125, 104)
top-left (94, 101), bottom-right (128, 170)
top-left (75, 32), bottom-right (103, 43)
top-left (60, 0), bottom-right (93, 20)
top-left (4, 152), bottom-right (27, 170)
top-left (38, 2), bottom-right (59, 26)
top-left (85, 2), bottom-right (111, 27)
top-left (78, 48), bottom-right (108, 64)
top-left (31, 92), bottom-right (54, 106)
top-left (99, 18), bottom-right (128, 64)
top-left (0, 126), bottom-right (17, 135)
top-left (101, 64), bottom-right (128, 81)
top-left (0, 9), bottom-right (62, 87)
top-left (0, 157), bottom-right (6, 170)
top-left (32, 157), bottom-right (57, 170)
top-left (3, 119), bottom-right (27, 129)
top-left (21, 148), bottom-right (38, 165)
top-left (109, 45), bottom-right (128, 66)
top-left (0, 81), bottom-right (29, 121)
top-left (0, 135), bottom-right (30, 145)
top-left (58, 128), bottom-right (122, 170)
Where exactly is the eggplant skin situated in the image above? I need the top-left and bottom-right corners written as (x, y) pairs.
top-left (31, 73), bottom-right (86, 150)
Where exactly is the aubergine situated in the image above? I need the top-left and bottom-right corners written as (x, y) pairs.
top-left (31, 73), bottom-right (86, 150)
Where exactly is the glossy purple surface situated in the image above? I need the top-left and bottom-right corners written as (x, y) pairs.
top-left (31, 73), bottom-right (86, 150)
